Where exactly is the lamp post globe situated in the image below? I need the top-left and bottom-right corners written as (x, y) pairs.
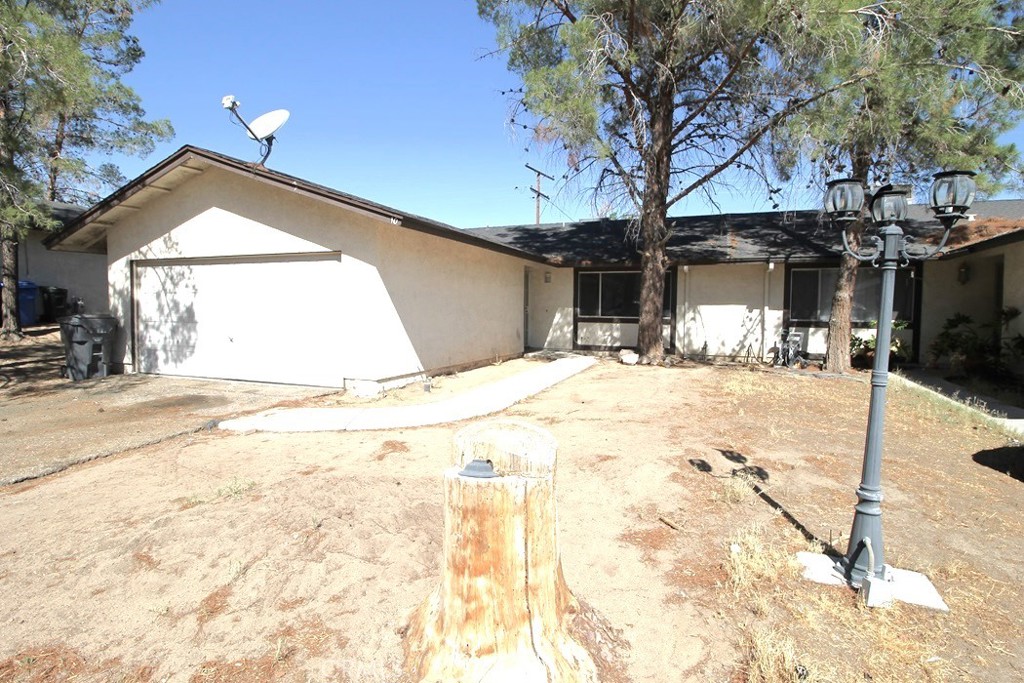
top-left (869, 186), bottom-right (909, 225)
top-left (823, 178), bottom-right (866, 223)
top-left (930, 171), bottom-right (977, 224)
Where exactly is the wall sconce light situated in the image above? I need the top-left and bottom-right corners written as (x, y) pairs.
top-left (544, 271), bottom-right (552, 284)
top-left (957, 263), bottom-right (970, 285)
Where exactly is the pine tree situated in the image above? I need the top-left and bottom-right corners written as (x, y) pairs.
top-left (40, 0), bottom-right (172, 204)
top-left (479, 1), bottom-right (1024, 363)
top-left (0, 0), bottom-right (171, 339)
top-left (1, 1), bottom-right (68, 338)
top-left (477, 0), bottom-right (872, 361)
top-left (770, 1), bottom-right (1024, 373)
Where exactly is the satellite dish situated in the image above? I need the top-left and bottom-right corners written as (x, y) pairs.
top-left (221, 95), bottom-right (290, 166)
top-left (246, 109), bottom-right (290, 141)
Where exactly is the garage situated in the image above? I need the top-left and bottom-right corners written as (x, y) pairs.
top-left (46, 147), bottom-right (538, 389)
top-left (134, 252), bottom-right (345, 386)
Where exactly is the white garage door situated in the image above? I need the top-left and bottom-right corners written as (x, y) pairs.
top-left (135, 253), bottom-right (345, 386)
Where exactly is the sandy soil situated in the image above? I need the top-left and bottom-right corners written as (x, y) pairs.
top-left (0, 327), bottom-right (329, 485)
top-left (0, 343), bottom-right (1021, 682)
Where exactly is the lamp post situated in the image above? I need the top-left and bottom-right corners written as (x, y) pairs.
top-left (823, 171), bottom-right (976, 587)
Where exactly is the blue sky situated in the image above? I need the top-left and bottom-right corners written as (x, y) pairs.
top-left (116, 1), bottom-right (1022, 229)
top-left (118, 1), bottom-right (583, 228)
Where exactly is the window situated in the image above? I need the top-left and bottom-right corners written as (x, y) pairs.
top-left (577, 271), bottom-right (673, 320)
top-left (789, 267), bottom-right (915, 324)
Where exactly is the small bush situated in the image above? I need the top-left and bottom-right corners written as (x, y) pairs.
top-left (928, 313), bottom-right (1003, 378)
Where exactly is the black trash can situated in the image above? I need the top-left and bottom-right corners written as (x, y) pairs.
top-left (58, 314), bottom-right (119, 381)
top-left (39, 286), bottom-right (69, 323)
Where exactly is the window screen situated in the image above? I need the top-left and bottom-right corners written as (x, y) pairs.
top-left (789, 267), bottom-right (914, 324)
top-left (576, 271), bottom-right (672, 319)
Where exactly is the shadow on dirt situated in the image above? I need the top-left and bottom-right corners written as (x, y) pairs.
top-left (689, 449), bottom-right (842, 557)
top-left (0, 328), bottom-right (65, 397)
top-left (973, 446), bottom-right (1024, 483)
top-left (0, 325), bottom-right (158, 400)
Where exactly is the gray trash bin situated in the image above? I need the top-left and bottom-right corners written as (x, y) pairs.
top-left (58, 314), bottom-right (118, 381)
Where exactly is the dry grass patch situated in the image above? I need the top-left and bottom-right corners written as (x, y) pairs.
top-left (890, 375), bottom-right (1013, 434)
top-left (720, 517), bottom-right (1011, 683)
top-left (743, 627), bottom-right (816, 683)
top-left (714, 469), bottom-right (764, 505)
top-left (0, 647), bottom-right (153, 683)
top-left (719, 367), bottom-right (804, 399)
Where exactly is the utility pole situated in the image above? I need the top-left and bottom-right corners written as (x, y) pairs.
top-left (525, 164), bottom-right (553, 225)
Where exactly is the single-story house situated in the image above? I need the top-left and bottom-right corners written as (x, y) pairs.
top-left (46, 145), bottom-right (1024, 389)
top-left (922, 218), bottom-right (1024, 371)
top-left (47, 146), bottom-right (547, 390)
top-left (473, 199), bottom-right (1024, 366)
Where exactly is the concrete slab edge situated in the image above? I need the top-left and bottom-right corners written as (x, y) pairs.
top-left (796, 552), bottom-right (949, 612)
top-left (0, 423), bottom-right (215, 488)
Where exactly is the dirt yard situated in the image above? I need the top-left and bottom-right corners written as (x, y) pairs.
top-left (1, 335), bottom-right (1022, 683)
top-left (0, 327), bottom-right (329, 485)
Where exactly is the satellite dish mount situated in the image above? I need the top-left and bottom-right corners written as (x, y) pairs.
top-left (221, 95), bottom-right (290, 166)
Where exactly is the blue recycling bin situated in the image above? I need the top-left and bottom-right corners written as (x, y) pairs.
top-left (17, 280), bottom-right (38, 327)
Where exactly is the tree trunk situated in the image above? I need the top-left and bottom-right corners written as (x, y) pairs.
top-left (823, 149), bottom-right (872, 374)
top-left (637, 233), bottom-right (667, 362)
top-left (405, 419), bottom-right (597, 683)
top-left (47, 112), bottom-right (68, 201)
top-left (635, 88), bottom-right (673, 362)
top-left (823, 227), bottom-right (862, 373)
top-left (1, 231), bottom-right (21, 339)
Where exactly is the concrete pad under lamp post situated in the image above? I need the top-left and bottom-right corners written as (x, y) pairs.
top-left (799, 171), bottom-right (976, 609)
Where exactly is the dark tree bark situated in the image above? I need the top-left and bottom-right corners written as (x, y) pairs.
top-left (637, 236), bottom-right (667, 361)
top-left (636, 87), bottom-right (673, 362)
top-left (824, 230), bottom-right (862, 373)
top-left (823, 150), bottom-right (872, 373)
top-left (1, 232), bottom-right (21, 339)
top-left (47, 113), bottom-right (68, 202)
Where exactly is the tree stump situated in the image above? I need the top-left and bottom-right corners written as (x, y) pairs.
top-left (405, 419), bottom-right (598, 683)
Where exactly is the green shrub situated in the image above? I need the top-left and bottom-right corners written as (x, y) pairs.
top-left (928, 312), bottom-right (1007, 378)
top-left (850, 320), bottom-right (910, 368)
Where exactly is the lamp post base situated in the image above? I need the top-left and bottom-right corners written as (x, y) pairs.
top-left (799, 552), bottom-right (949, 611)
top-left (834, 554), bottom-right (888, 590)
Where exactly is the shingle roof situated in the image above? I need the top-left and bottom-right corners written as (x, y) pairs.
top-left (467, 202), bottom-right (1014, 266)
top-left (44, 201), bottom-right (87, 227)
top-left (46, 143), bottom-right (1024, 265)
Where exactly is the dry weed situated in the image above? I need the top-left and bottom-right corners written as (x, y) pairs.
top-left (786, 589), bottom-right (953, 682)
top-left (891, 375), bottom-right (1011, 433)
top-left (743, 627), bottom-right (816, 683)
top-left (714, 469), bottom-right (770, 505)
top-left (725, 520), bottom-right (961, 682)
top-left (724, 523), bottom-right (800, 595)
top-left (721, 370), bottom-right (795, 399)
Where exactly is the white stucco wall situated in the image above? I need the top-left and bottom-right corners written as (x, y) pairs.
top-left (677, 262), bottom-right (782, 361)
top-left (526, 267), bottom-right (574, 350)
top-left (105, 167), bottom-right (531, 385)
top-left (575, 321), bottom-right (671, 348)
top-left (921, 241), bottom-right (1024, 366)
top-left (18, 229), bottom-right (107, 317)
top-left (1004, 243), bottom-right (1024, 345)
top-left (1003, 241), bottom-right (1024, 374)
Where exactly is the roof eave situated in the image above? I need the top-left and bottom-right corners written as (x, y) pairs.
top-left (45, 145), bottom-right (547, 263)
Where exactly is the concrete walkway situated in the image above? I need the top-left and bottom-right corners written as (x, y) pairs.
top-left (218, 355), bottom-right (598, 433)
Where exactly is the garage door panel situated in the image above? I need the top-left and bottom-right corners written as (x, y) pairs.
top-left (135, 256), bottom-right (344, 386)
